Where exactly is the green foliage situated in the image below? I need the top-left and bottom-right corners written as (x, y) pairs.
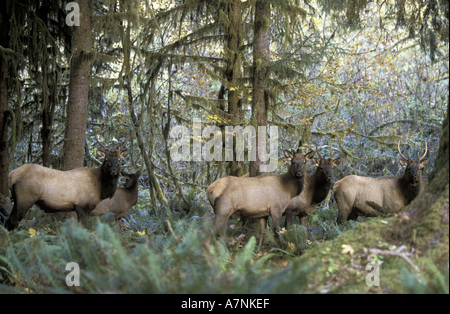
top-left (400, 261), bottom-right (449, 294)
top-left (275, 225), bottom-right (309, 255)
top-left (0, 216), bottom-right (313, 293)
top-left (1, 184), bottom-right (448, 294)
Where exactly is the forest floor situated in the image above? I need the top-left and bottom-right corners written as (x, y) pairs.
top-left (0, 191), bottom-right (448, 294)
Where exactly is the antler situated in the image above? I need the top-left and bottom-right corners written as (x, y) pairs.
top-left (315, 145), bottom-right (323, 160)
top-left (95, 133), bottom-right (109, 151)
top-left (418, 142), bottom-right (427, 162)
top-left (118, 134), bottom-right (131, 151)
top-left (295, 140), bottom-right (303, 153)
top-left (397, 141), bottom-right (410, 161)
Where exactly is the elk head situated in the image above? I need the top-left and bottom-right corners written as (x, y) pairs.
top-left (96, 134), bottom-right (130, 177)
top-left (312, 150), bottom-right (341, 181)
top-left (284, 149), bottom-right (315, 178)
top-left (398, 141), bottom-right (429, 186)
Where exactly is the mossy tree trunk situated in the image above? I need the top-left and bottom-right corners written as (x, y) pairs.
top-left (0, 0), bottom-right (11, 216)
top-left (249, 0), bottom-right (270, 177)
top-left (225, 0), bottom-right (243, 176)
top-left (36, 4), bottom-right (56, 168)
top-left (62, 0), bottom-right (92, 170)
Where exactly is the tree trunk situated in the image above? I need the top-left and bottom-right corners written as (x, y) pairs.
top-left (40, 75), bottom-right (53, 167)
top-left (124, 83), bottom-right (167, 207)
top-left (225, 0), bottom-right (243, 176)
top-left (0, 0), bottom-right (11, 215)
top-left (36, 1), bottom-right (54, 168)
top-left (62, 0), bottom-right (92, 170)
top-left (249, 0), bottom-right (270, 177)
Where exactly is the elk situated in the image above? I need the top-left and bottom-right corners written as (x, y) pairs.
top-left (4, 135), bottom-right (130, 231)
top-left (91, 170), bottom-right (141, 227)
top-left (207, 149), bottom-right (315, 246)
top-left (284, 151), bottom-right (341, 237)
top-left (333, 142), bottom-right (428, 224)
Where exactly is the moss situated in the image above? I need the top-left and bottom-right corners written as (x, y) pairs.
top-left (262, 15), bottom-right (270, 29)
top-left (416, 186), bottom-right (448, 236)
top-left (299, 209), bottom-right (449, 293)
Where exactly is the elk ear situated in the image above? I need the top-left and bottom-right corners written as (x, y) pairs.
top-left (312, 157), bottom-right (320, 166)
top-left (399, 159), bottom-right (408, 168)
top-left (305, 151), bottom-right (315, 160)
top-left (136, 170), bottom-right (142, 177)
top-left (97, 150), bottom-right (106, 159)
top-left (284, 150), bottom-right (294, 160)
top-left (333, 158), bottom-right (341, 166)
top-left (420, 159), bottom-right (429, 167)
top-left (119, 149), bottom-right (129, 159)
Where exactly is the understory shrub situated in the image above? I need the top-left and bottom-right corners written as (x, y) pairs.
top-left (0, 220), bottom-right (311, 293)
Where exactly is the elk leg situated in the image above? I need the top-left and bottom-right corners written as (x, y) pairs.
top-left (212, 197), bottom-right (232, 243)
top-left (347, 209), bottom-right (359, 221)
top-left (258, 217), bottom-right (268, 247)
top-left (284, 211), bottom-right (295, 229)
top-left (213, 213), bottom-right (229, 242)
top-left (271, 211), bottom-right (283, 233)
top-left (336, 212), bottom-right (347, 224)
top-left (271, 211), bottom-right (285, 245)
top-left (74, 204), bottom-right (95, 226)
top-left (5, 191), bottom-right (35, 231)
top-left (5, 206), bottom-right (23, 231)
top-left (336, 201), bottom-right (352, 224)
top-left (299, 215), bottom-right (309, 240)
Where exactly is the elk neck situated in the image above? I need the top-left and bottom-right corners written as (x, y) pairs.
top-left (97, 164), bottom-right (119, 200)
top-left (281, 170), bottom-right (305, 198)
top-left (309, 167), bottom-right (333, 204)
top-left (397, 173), bottom-right (422, 205)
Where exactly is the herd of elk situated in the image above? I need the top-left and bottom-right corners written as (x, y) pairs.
top-left (208, 141), bottom-right (428, 245)
top-left (4, 135), bottom-right (131, 231)
top-left (3, 137), bottom-right (429, 247)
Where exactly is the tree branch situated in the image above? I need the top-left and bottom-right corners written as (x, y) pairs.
top-left (369, 246), bottom-right (420, 272)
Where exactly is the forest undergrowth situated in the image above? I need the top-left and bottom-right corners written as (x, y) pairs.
top-left (0, 188), bottom-right (447, 294)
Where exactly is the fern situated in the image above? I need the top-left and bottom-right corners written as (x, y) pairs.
top-left (0, 218), bottom-right (313, 293)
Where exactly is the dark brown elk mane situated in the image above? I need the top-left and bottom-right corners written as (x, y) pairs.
top-left (95, 135), bottom-right (130, 200)
top-left (97, 152), bottom-right (121, 199)
top-left (396, 142), bottom-right (428, 204)
top-left (310, 152), bottom-right (340, 204)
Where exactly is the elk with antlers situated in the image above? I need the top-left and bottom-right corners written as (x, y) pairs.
top-left (4, 134), bottom-right (130, 231)
top-left (333, 142), bottom-right (428, 224)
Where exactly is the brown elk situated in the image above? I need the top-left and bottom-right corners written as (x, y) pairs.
top-left (333, 142), bottom-right (428, 224)
top-left (207, 149), bottom-right (315, 246)
top-left (284, 151), bottom-right (341, 237)
top-left (91, 170), bottom-right (141, 227)
top-left (4, 135), bottom-right (130, 231)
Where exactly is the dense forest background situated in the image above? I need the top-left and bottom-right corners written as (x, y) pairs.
top-left (0, 0), bottom-right (448, 294)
